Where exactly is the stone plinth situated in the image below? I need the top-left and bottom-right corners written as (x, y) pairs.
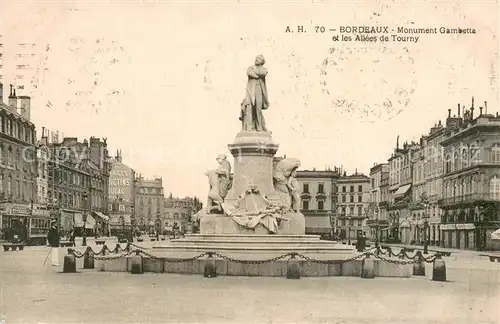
top-left (153, 234), bottom-right (356, 260)
top-left (225, 131), bottom-right (280, 205)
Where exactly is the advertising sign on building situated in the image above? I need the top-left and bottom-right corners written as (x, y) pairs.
top-left (109, 160), bottom-right (134, 202)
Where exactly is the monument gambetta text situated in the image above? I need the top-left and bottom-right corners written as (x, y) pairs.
top-left (197, 55), bottom-right (305, 235)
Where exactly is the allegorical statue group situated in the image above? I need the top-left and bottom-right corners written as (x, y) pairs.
top-left (203, 54), bottom-right (302, 222)
top-left (204, 154), bottom-right (301, 215)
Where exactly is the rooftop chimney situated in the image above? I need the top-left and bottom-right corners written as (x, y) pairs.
top-left (479, 107), bottom-right (483, 115)
top-left (448, 109), bottom-right (451, 118)
top-left (457, 103), bottom-right (460, 117)
top-left (0, 83), bottom-right (3, 103)
top-left (470, 107), bottom-right (474, 119)
top-left (472, 96), bottom-right (474, 109)
top-left (484, 101), bottom-right (487, 114)
top-left (8, 85), bottom-right (17, 109)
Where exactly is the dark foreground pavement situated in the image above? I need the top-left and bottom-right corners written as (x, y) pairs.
top-left (1, 247), bottom-right (499, 324)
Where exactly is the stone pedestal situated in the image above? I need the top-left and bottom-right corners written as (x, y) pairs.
top-left (225, 131), bottom-right (280, 206)
top-left (200, 211), bottom-right (305, 235)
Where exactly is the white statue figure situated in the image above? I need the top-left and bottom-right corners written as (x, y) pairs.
top-left (205, 170), bottom-right (223, 213)
top-left (215, 154), bottom-right (232, 199)
top-left (287, 170), bottom-right (301, 212)
top-left (273, 158), bottom-right (301, 212)
top-left (240, 54), bottom-right (269, 132)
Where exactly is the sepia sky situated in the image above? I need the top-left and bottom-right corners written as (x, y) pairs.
top-left (1, 0), bottom-right (498, 200)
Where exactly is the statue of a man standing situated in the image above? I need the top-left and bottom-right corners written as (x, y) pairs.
top-left (240, 54), bottom-right (269, 132)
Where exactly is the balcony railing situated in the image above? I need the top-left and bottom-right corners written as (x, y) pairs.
top-left (366, 219), bottom-right (390, 227)
top-left (438, 193), bottom-right (498, 206)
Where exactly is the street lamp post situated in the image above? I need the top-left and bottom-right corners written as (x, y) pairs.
top-left (348, 216), bottom-right (352, 245)
top-left (375, 208), bottom-right (380, 248)
top-left (82, 193), bottom-right (88, 247)
top-left (423, 219), bottom-right (429, 254)
top-left (420, 193), bottom-right (429, 254)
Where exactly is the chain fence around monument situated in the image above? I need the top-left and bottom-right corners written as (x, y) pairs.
top-left (67, 242), bottom-right (441, 265)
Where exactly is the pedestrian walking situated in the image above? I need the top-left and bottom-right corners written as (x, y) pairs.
top-left (47, 221), bottom-right (61, 266)
top-left (356, 232), bottom-right (367, 252)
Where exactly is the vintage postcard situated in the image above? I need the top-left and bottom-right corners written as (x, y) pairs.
top-left (0, 1), bottom-right (498, 323)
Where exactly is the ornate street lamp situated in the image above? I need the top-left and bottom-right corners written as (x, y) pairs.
top-left (82, 192), bottom-right (88, 247)
top-left (420, 193), bottom-right (429, 254)
top-left (375, 208), bottom-right (380, 248)
top-left (348, 215), bottom-right (352, 245)
top-left (156, 211), bottom-right (161, 241)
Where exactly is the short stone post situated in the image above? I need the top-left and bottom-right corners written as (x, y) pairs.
top-left (432, 253), bottom-right (446, 282)
top-left (361, 253), bottom-right (374, 279)
top-left (83, 247), bottom-right (95, 269)
top-left (203, 252), bottom-right (217, 278)
top-left (412, 251), bottom-right (426, 276)
top-left (63, 249), bottom-right (77, 273)
top-left (99, 245), bottom-right (107, 271)
top-left (115, 243), bottom-right (122, 254)
top-left (130, 251), bottom-right (143, 274)
top-left (399, 248), bottom-right (406, 260)
top-left (286, 253), bottom-right (300, 279)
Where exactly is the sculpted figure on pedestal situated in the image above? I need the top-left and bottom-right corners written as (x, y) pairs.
top-left (273, 158), bottom-right (301, 212)
top-left (205, 170), bottom-right (223, 213)
top-left (240, 54), bottom-right (269, 132)
top-left (205, 154), bottom-right (233, 214)
top-left (288, 170), bottom-right (301, 212)
top-left (215, 154), bottom-right (232, 199)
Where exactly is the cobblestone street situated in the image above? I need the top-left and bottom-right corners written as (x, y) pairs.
top-left (1, 247), bottom-right (499, 324)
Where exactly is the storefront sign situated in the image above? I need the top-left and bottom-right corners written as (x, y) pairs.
top-left (109, 161), bottom-right (134, 202)
top-left (32, 209), bottom-right (51, 217)
top-left (441, 223), bottom-right (476, 230)
top-left (10, 204), bottom-right (31, 215)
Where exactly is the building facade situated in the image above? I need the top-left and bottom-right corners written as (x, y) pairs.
top-left (164, 195), bottom-right (203, 233)
top-left (295, 169), bottom-right (340, 239)
top-left (108, 150), bottom-right (136, 234)
top-left (367, 163), bottom-right (390, 242)
top-left (438, 100), bottom-right (500, 250)
top-left (421, 120), bottom-right (445, 246)
top-left (387, 139), bottom-right (420, 245)
top-left (135, 176), bottom-right (164, 233)
top-left (44, 135), bottom-right (110, 236)
top-left (0, 90), bottom-right (37, 243)
top-left (336, 172), bottom-right (370, 242)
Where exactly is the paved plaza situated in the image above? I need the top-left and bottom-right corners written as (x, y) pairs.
top-left (1, 246), bottom-right (499, 324)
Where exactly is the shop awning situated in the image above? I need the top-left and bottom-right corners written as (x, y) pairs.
top-left (394, 184), bottom-right (411, 198)
top-left (74, 213), bottom-right (96, 229)
top-left (93, 211), bottom-right (110, 222)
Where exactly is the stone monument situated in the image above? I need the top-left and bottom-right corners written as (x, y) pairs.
top-left (198, 54), bottom-right (305, 235)
top-left (154, 55), bottom-right (355, 270)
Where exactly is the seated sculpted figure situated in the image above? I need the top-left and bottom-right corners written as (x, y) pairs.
top-left (205, 170), bottom-right (223, 213)
top-left (273, 158), bottom-right (301, 212)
